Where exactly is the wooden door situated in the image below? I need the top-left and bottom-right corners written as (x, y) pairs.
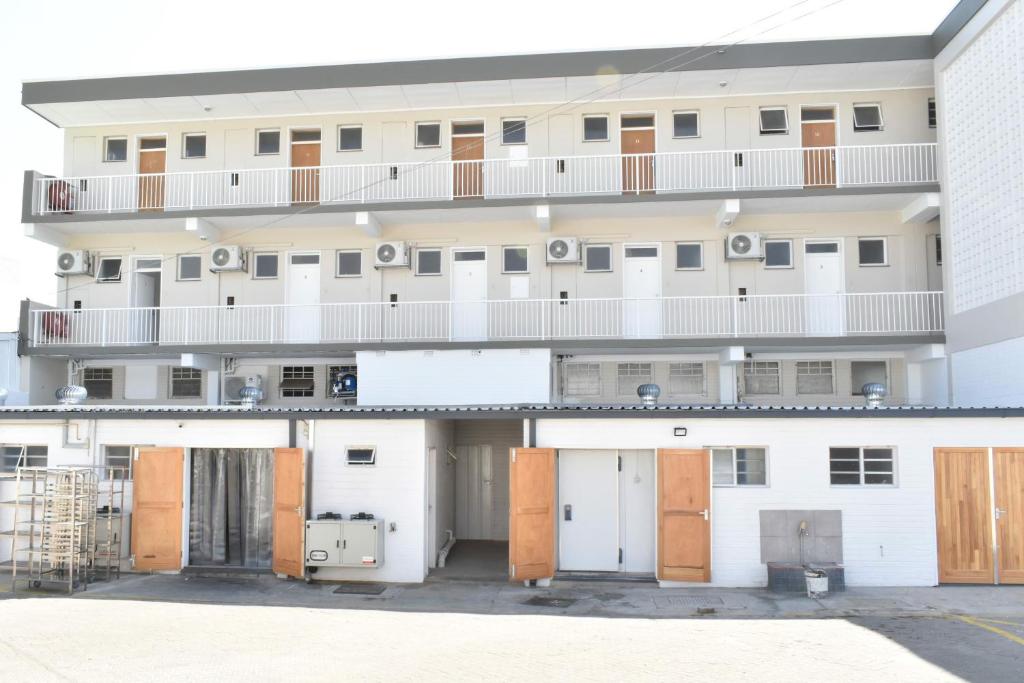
top-left (291, 141), bottom-right (321, 204)
top-left (995, 448), bottom-right (1024, 584)
top-left (452, 135), bottom-right (484, 198)
top-left (934, 448), bottom-right (994, 584)
top-left (657, 449), bottom-right (711, 582)
top-left (802, 122), bottom-right (836, 187)
top-left (131, 447), bottom-right (183, 571)
top-left (272, 447), bottom-right (306, 578)
top-left (138, 141), bottom-right (166, 211)
top-left (621, 129), bottom-right (655, 194)
top-left (509, 448), bottom-right (555, 581)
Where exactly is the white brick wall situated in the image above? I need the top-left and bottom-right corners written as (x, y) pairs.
top-left (952, 337), bottom-right (1024, 407)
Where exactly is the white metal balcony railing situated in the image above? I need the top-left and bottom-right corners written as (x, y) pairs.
top-left (30, 292), bottom-right (944, 348)
top-left (34, 143), bottom-right (938, 216)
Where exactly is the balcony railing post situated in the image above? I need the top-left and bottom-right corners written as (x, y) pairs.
top-left (732, 298), bottom-right (739, 337)
top-left (189, 173), bottom-right (195, 210)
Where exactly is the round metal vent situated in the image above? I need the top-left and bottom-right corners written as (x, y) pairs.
top-left (730, 234), bottom-right (752, 255)
top-left (377, 243), bottom-right (397, 263)
top-left (211, 247), bottom-right (231, 267)
top-left (548, 239), bottom-right (570, 260)
top-left (57, 252), bottom-right (77, 271)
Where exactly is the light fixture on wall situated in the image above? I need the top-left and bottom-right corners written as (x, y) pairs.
top-left (674, 427), bottom-right (687, 437)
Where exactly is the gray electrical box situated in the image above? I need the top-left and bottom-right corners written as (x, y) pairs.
top-left (305, 519), bottom-right (385, 568)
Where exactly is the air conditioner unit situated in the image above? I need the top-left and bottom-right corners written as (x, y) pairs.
top-left (546, 237), bottom-right (580, 264)
top-left (725, 232), bottom-right (763, 260)
top-left (56, 250), bottom-right (92, 276)
top-left (375, 241), bottom-right (410, 268)
top-left (209, 246), bottom-right (247, 272)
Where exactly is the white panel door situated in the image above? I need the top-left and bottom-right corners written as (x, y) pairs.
top-left (558, 450), bottom-right (619, 571)
top-left (619, 450), bottom-right (656, 573)
top-left (451, 249), bottom-right (488, 341)
top-left (623, 245), bottom-right (662, 338)
top-left (455, 445), bottom-right (495, 540)
top-left (803, 240), bottom-right (845, 336)
top-left (725, 107), bottom-right (751, 187)
top-left (287, 253), bottom-right (321, 342)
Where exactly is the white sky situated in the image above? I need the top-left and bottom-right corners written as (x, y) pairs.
top-left (0, 0), bottom-right (957, 330)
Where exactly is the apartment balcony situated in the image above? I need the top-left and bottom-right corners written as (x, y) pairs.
top-left (28, 143), bottom-right (938, 219)
top-left (27, 291), bottom-right (944, 351)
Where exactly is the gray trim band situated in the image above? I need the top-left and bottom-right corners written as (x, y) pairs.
top-left (932, 0), bottom-right (989, 53)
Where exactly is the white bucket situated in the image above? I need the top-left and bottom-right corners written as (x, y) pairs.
top-left (805, 570), bottom-right (828, 597)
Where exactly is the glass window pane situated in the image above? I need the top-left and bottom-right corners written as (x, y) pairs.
top-left (669, 362), bottom-right (704, 395)
top-left (291, 129), bottom-right (321, 143)
top-left (764, 241), bottom-right (792, 267)
top-left (831, 473), bottom-right (860, 485)
top-left (97, 258), bottom-right (122, 281)
top-left (257, 130), bottom-right (280, 155)
top-left (417, 249), bottom-right (441, 275)
top-left (502, 119), bottom-right (526, 144)
top-left (338, 126), bottom-right (362, 151)
top-left (625, 247), bottom-right (658, 258)
top-left (564, 363), bottom-right (601, 396)
top-left (675, 243), bottom-right (702, 269)
top-left (453, 250), bottom-right (485, 262)
top-left (139, 137), bottom-right (165, 150)
top-left (864, 473), bottom-right (894, 485)
top-left (416, 123), bottom-right (441, 148)
top-left (336, 251), bottom-right (361, 276)
top-left (290, 254), bottom-right (319, 265)
top-left (801, 107), bottom-right (834, 122)
top-left (673, 112), bottom-right (699, 138)
top-left (254, 253), bottom-right (278, 279)
top-left (452, 122), bottom-right (484, 135)
top-left (851, 361), bottom-right (887, 395)
top-left (743, 361), bottom-right (780, 395)
top-left (178, 255), bottom-right (201, 280)
top-left (864, 448), bottom-right (894, 461)
top-left (735, 448), bottom-right (766, 485)
top-left (858, 239), bottom-right (886, 265)
top-left (853, 104), bottom-right (883, 131)
top-left (585, 245), bottom-right (611, 272)
top-left (621, 115), bottom-right (654, 129)
top-left (583, 116), bottom-right (608, 141)
top-left (759, 108), bottom-right (788, 133)
top-left (712, 449), bottom-right (734, 486)
top-left (104, 138), bottom-right (127, 162)
top-left (183, 134), bottom-right (206, 158)
top-left (805, 242), bottom-right (838, 254)
top-left (503, 247), bottom-right (528, 273)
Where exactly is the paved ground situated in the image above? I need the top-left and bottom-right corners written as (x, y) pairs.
top-left (1, 575), bottom-right (1022, 681)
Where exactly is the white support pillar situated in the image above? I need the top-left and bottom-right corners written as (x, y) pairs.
top-left (355, 211), bottom-right (381, 237)
top-left (185, 217), bottom-right (221, 241)
top-left (905, 343), bottom-right (948, 406)
top-left (718, 346), bottom-right (744, 405)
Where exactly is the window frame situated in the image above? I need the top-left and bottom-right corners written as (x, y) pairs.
top-left (500, 118), bottom-right (527, 146)
top-left (415, 121), bottom-right (442, 149)
top-left (829, 446), bottom-right (896, 487)
top-left (934, 234), bottom-right (943, 266)
top-left (334, 250), bottom-right (362, 278)
top-left (852, 103), bottom-right (884, 132)
top-left (336, 124), bottom-right (363, 152)
top-left (501, 245), bottom-right (529, 274)
top-left (743, 360), bottom-right (781, 396)
top-left (255, 128), bottom-right (282, 156)
top-left (102, 445), bottom-right (132, 480)
top-left (252, 252), bottom-right (279, 280)
top-left (763, 239), bottom-right (794, 269)
top-left (345, 446), bottom-right (377, 466)
top-left (582, 114), bottom-right (610, 142)
top-left (671, 110), bottom-right (701, 139)
top-left (584, 244), bottom-right (613, 273)
top-left (674, 242), bottom-right (704, 271)
top-left (181, 132), bottom-right (207, 159)
top-left (279, 365), bottom-right (316, 398)
top-left (616, 362), bottom-right (653, 397)
top-left (170, 367), bottom-right (203, 399)
top-left (857, 237), bottom-right (888, 267)
top-left (103, 136), bottom-right (128, 163)
top-left (82, 367), bottom-right (114, 399)
top-left (795, 360), bottom-right (835, 396)
top-left (415, 248), bottom-right (443, 276)
top-left (711, 446), bottom-right (769, 487)
top-left (1, 445), bottom-right (48, 473)
top-left (563, 362), bottom-right (602, 398)
top-left (176, 254), bottom-right (202, 281)
top-left (758, 107), bottom-right (790, 135)
top-left (668, 361), bottom-right (706, 396)
top-left (851, 360), bottom-right (888, 396)
top-left (927, 98), bottom-right (937, 129)
top-left (95, 257), bottom-right (123, 283)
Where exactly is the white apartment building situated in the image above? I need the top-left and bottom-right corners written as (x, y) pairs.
top-left (2, 0), bottom-right (1022, 590)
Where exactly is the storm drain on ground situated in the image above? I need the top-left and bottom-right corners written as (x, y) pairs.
top-left (653, 596), bottom-right (724, 609)
top-left (523, 596), bottom-right (578, 608)
top-left (333, 583), bottom-right (388, 596)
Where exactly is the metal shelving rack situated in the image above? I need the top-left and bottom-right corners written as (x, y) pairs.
top-left (92, 466), bottom-right (128, 582)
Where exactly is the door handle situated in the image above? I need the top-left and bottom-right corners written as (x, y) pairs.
top-left (701, 509), bottom-right (709, 521)
top-left (564, 504), bottom-right (572, 521)
top-left (995, 508), bottom-right (1007, 520)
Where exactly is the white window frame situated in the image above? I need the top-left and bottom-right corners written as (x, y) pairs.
top-left (763, 239), bottom-right (793, 269)
top-left (927, 98), bottom-right (937, 129)
top-left (584, 244), bottom-right (613, 273)
top-left (1, 445), bottom-right (48, 473)
top-left (335, 250), bottom-right (362, 278)
top-left (176, 254), bottom-right (202, 281)
top-left (582, 114), bottom-right (610, 142)
top-left (501, 245), bottom-right (529, 274)
top-left (345, 446), bottom-right (377, 466)
top-left (103, 136), bottom-right (128, 163)
top-left (280, 365), bottom-right (316, 399)
top-left (563, 362), bottom-right (602, 398)
top-left (255, 128), bottom-right (281, 156)
top-left (170, 367), bottom-right (203, 399)
top-left (857, 237), bottom-right (888, 267)
top-left (668, 361), bottom-right (706, 396)
top-left (82, 367), bottom-right (114, 399)
top-left (102, 445), bottom-right (132, 480)
top-left (181, 132), bottom-right (207, 159)
top-left (711, 446), bottom-right (769, 487)
top-left (674, 242), bottom-right (703, 271)
top-left (95, 257), bottom-right (123, 283)
top-left (500, 118), bottom-right (527, 146)
top-left (415, 121), bottom-right (442, 149)
top-left (795, 360), bottom-right (835, 396)
top-left (616, 362), bottom-right (653, 397)
top-left (743, 360), bottom-right (781, 395)
top-left (337, 124), bottom-right (363, 152)
top-left (829, 446), bottom-right (897, 487)
top-left (758, 107), bottom-right (789, 135)
top-left (852, 103), bottom-right (884, 132)
top-left (415, 248), bottom-right (442, 276)
top-left (671, 110), bottom-right (701, 139)
top-left (253, 252), bottom-right (279, 280)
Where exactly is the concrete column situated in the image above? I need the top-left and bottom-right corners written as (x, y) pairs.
top-left (206, 371), bottom-right (221, 406)
top-left (718, 346), bottom-right (744, 405)
top-left (905, 344), bottom-right (948, 406)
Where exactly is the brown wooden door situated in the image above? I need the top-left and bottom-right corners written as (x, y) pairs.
top-left (272, 447), bottom-right (306, 577)
top-left (452, 135), bottom-right (484, 198)
top-left (509, 448), bottom-right (555, 581)
top-left (657, 448), bottom-right (711, 582)
top-left (138, 142), bottom-right (166, 211)
top-left (934, 448), bottom-right (994, 584)
top-left (291, 142), bottom-right (321, 204)
top-left (131, 447), bottom-right (184, 571)
top-left (995, 448), bottom-right (1024, 584)
top-left (621, 129), bottom-right (655, 194)
top-left (802, 122), bottom-right (836, 187)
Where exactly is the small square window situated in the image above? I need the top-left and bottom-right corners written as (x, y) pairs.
top-left (177, 254), bottom-right (201, 281)
top-left (927, 98), bottom-right (937, 129)
top-left (256, 129), bottom-right (281, 155)
top-left (336, 250), bottom-right (362, 277)
top-left (563, 363), bottom-right (601, 397)
top-left (416, 122), bottom-right (441, 148)
top-left (851, 361), bottom-right (887, 396)
top-left (103, 445), bottom-right (131, 480)
top-left (584, 244), bottom-right (612, 273)
top-left (675, 243), bottom-right (703, 270)
top-left (669, 362), bottom-right (705, 395)
top-left (170, 367), bottom-right (202, 399)
top-left (830, 447), bottom-right (894, 486)
top-left (104, 137), bottom-right (128, 162)
top-left (338, 125), bottom-right (362, 152)
top-left (858, 238), bottom-right (887, 266)
top-left (280, 366), bottom-right (315, 398)
top-left (416, 249), bottom-right (442, 276)
top-left (183, 133), bottom-right (207, 159)
top-left (713, 447), bottom-right (767, 486)
top-left (759, 108), bottom-right (789, 135)
top-left (253, 253), bottom-right (279, 279)
top-left (346, 446), bottom-right (376, 466)
top-left (83, 367), bottom-right (114, 399)
top-left (96, 257), bottom-right (123, 283)
top-left (672, 111), bottom-right (700, 138)
top-left (764, 240), bottom-right (793, 268)
top-left (743, 361), bottom-right (780, 395)
top-left (502, 246), bottom-right (529, 273)
top-left (853, 104), bottom-right (884, 132)
top-left (2, 445), bottom-right (48, 473)
top-left (583, 115), bottom-right (609, 142)
top-left (501, 119), bottom-right (527, 145)
top-left (796, 360), bottom-right (834, 395)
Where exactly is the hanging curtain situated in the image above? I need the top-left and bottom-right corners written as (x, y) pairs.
top-left (189, 448), bottom-right (274, 568)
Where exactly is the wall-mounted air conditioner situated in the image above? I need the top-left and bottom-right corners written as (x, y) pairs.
top-left (375, 241), bottom-right (410, 268)
top-left (725, 233), bottom-right (763, 260)
top-left (546, 237), bottom-right (580, 264)
top-left (209, 246), bottom-right (247, 272)
top-left (56, 250), bottom-right (92, 276)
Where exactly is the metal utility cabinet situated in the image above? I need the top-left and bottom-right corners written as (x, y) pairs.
top-left (305, 519), bottom-right (385, 569)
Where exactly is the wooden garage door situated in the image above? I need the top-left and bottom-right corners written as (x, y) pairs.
top-left (131, 447), bottom-right (184, 571)
top-left (509, 448), bottom-right (555, 582)
top-left (995, 448), bottom-right (1024, 584)
top-left (934, 448), bottom-right (994, 584)
top-left (272, 447), bottom-right (306, 578)
top-left (657, 449), bottom-right (711, 582)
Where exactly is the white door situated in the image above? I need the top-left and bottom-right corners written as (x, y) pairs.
top-left (558, 450), bottom-right (619, 571)
top-left (725, 106), bottom-right (751, 187)
top-left (623, 245), bottom-right (662, 338)
top-left (451, 249), bottom-right (488, 341)
top-left (804, 240), bottom-right (845, 335)
top-left (619, 450), bottom-right (656, 573)
top-left (287, 253), bottom-right (321, 342)
top-left (131, 257), bottom-right (161, 343)
top-left (455, 445), bottom-right (494, 540)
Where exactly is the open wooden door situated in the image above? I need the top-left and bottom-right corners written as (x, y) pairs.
top-left (995, 448), bottom-right (1024, 584)
top-left (934, 448), bottom-right (994, 584)
top-left (509, 448), bottom-right (555, 582)
top-left (131, 447), bottom-right (184, 571)
top-left (657, 449), bottom-right (711, 582)
top-left (272, 447), bottom-right (306, 578)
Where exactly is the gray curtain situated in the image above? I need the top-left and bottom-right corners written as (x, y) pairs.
top-left (189, 448), bottom-right (274, 568)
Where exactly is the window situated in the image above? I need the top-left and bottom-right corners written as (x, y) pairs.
top-left (140, 137), bottom-right (165, 151)
top-left (170, 367), bottom-right (202, 399)
top-left (290, 253), bottom-right (319, 266)
top-left (280, 366), bottom-right (315, 398)
top-left (935, 235), bottom-right (942, 266)
top-left (291, 129), bottom-right (321, 143)
top-left (743, 361), bottom-right (780, 395)
top-left (1, 445), bottom-right (48, 473)
top-left (452, 121), bottom-right (484, 136)
top-left (851, 361), bottom-right (887, 395)
top-left (416, 249), bottom-right (442, 276)
top-left (253, 253), bottom-right (278, 279)
top-left (502, 246), bottom-right (528, 273)
top-left (672, 111), bottom-right (700, 138)
top-left (669, 362), bottom-right (705, 395)
top-left (801, 107), bottom-right (834, 122)
top-left (927, 98), bottom-right (937, 128)
top-left (333, 250), bottom-right (361, 277)
top-left (712, 447), bottom-right (767, 486)
top-left (764, 240), bottom-right (793, 268)
top-left (83, 367), bottom-right (114, 399)
top-left (256, 129), bottom-right (280, 155)
top-left (675, 243), bottom-right (703, 270)
top-left (346, 446), bottom-right (376, 466)
top-left (96, 257), bottom-right (122, 283)
top-left (103, 445), bottom-right (131, 480)
top-left (584, 244), bottom-right (612, 272)
top-left (501, 119), bottom-right (527, 145)
top-left (583, 115), bottom-right (609, 142)
top-left (829, 447), bottom-right (895, 485)
top-left (858, 238), bottom-right (887, 266)
top-left (415, 122), bottom-right (441, 148)
top-left (759, 107), bottom-right (789, 135)
top-left (564, 363), bottom-right (601, 397)
top-left (852, 103), bottom-right (884, 132)
top-left (796, 360), bottom-right (834, 395)
top-left (806, 241), bottom-right (839, 254)
top-left (617, 362), bottom-right (652, 397)
top-left (453, 250), bottom-right (485, 262)
top-left (621, 115), bottom-right (654, 129)
top-left (104, 137), bottom-right (128, 162)
top-left (182, 133), bottom-right (207, 159)
top-left (177, 254), bottom-right (201, 281)
top-left (624, 246), bottom-right (658, 258)
top-left (337, 125), bottom-right (362, 152)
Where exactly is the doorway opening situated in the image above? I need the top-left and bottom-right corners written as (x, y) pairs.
top-left (131, 257), bottom-right (162, 343)
top-left (137, 136), bottom-right (166, 211)
top-left (800, 106), bottom-right (836, 187)
top-left (451, 120), bottom-right (484, 198)
top-left (290, 129), bottom-right (322, 204)
top-left (620, 114), bottom-right (655, 194)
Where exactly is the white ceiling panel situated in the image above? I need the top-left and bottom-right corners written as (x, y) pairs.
top-left (617, 72), bottom-right (681, 100)
top-left (190, 93), bottom-right (260, 118)
top-left (455, 80), bottom-right (515, 106)
top-left (94, 98), bottom-right (161, 121)
top-left (400, 82), bottom-right (461, 108)
top-left (674, 69), bottom-right (740, 96)
top-left (510, 77), bottom-right (566, 103)
top-left (726, 66), bottom-right (798, 94)
top-left (347, 85), bottom-right (410, 110)
top-left (244, 91), bottom-right (309, 116)
top-left (293, 88), bottom-right (360, 113)
top-left (145, 96), bottom-right (207, 119)
top-left (564, 74), bottom-right (625, 101)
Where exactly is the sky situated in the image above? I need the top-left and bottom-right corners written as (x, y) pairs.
top-left (0, 0), bottom-right (958, 330)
